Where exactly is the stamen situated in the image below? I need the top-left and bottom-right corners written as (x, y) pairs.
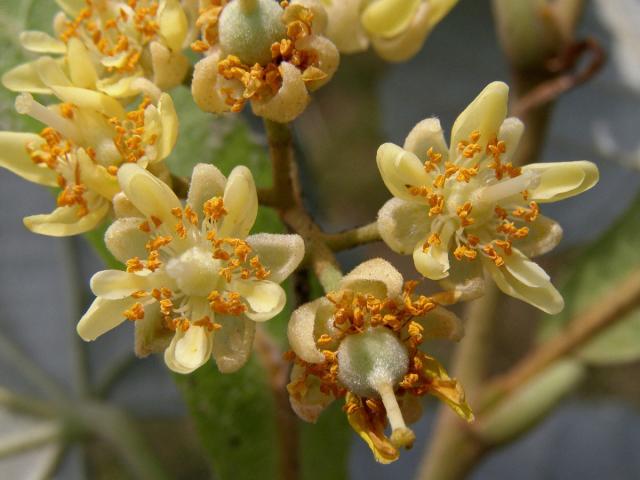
top-left (15, 94), bottom-right (82, 143)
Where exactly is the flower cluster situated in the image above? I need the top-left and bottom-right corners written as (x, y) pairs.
top-left (287, 259), bottom-right (472, 462)
top-left (191, 0), bottom-right (339, 122)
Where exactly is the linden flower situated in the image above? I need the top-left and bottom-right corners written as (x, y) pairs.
top-left (287, 258), bottom-right (472, 464)
top-left (2, 0), bottom-right (189, 98)
top-left (77, 163), bottom-right (305, 374)
top-left (191, 0), bottom-right (339, 123)
top-left (376, 81), bottom-right (599, 314)
top-left (0, 85), bottom-right (177, 236)
top-left (320, 0), bottom-right (458, 62)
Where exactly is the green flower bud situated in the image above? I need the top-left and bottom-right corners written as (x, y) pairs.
top-left (218, 0), bottom-right (287, 66)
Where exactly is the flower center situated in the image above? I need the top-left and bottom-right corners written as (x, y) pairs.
top-left (166, 246), bottom-right (222, 298)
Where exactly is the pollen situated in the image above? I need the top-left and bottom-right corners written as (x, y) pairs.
top-left (123, 302), bottom-right (145, 321)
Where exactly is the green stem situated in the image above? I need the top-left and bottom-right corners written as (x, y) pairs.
top-left (322, 222), bottom-right (381, 251)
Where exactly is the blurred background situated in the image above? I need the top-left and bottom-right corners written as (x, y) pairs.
top-left (2, 0), bottom-right (640, 478)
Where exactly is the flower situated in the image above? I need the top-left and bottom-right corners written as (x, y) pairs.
top-left (0, 86), bottom-right (177, 236)
top-left (2, 0), bottom-right (190, 98)
top-left (77, 163), bottom-right (305, 374)
top-left (191, 0), bottom-right (339, 123)
top-left (376, 81), bottom-right (599, 314)
top-left (286, 258), bottom-right (471, 463)
top-left (320, 0), bottom-right (458, 62)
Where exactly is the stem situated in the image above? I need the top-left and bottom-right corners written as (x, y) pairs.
top-left (0, 421), bottom-right (64, 459)
top-left (62, 237), bottom-right (91, 397)
top-left (322, 222), bottom-right (381, 251)
top-left (487, 268), bottom-right (640, 402)
top-left (254, 327), bottom-right (300, 480)
top-left (95, 353), bottom-right (138, 399)
top-left (0, 387), bottom-right (57, 418)
top-left (415, 283), bottom-right (499, 480)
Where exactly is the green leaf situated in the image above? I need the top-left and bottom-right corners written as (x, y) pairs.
top-left (539, 191), bottom-right (640, 365)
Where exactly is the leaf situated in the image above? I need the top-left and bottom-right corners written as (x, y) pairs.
top-left (539, 191), bottom-right (640, 365)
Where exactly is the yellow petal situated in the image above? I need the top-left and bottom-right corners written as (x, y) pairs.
top-left (24, 202), bottom-right (109, 237)
top-left (345, 393), bottom-right (399, 464)
top-left (19, 30), bottom-right (66, 53)
top-left (377, 197), bottom-right (431, 254)
top-left (187, 163), bottom-right (227, 214)
top-left (173, 326), bottom-right (213, 372)
top-left (51, 86), bottom-right (125, 119)
top-left (450, 81), bottom-right (509, 155)
top-left (287, 298), bottom-right (327, 364)
top-left (117, 163), bottom-right (181, 224)
top-left (523, 161), bottom-right (599, 203)
top-left (104, 216), bottom-right (149, 263)
top-left (211, 315), bottom-right (256, 373)
top-left (376, 142), bottom-right (433, 202)
top-left (77, 296), bottom-right (137, 341)
top-left (2, 61), bottom-right (51, 94)
top-left (339, 258), bottom-right (404, 299)
top-left (158, 0), bottom-right (188, 51)
top-left (90, 270), bottom-right (168, 299)
top-left (35, 56), bottom-right (72, 88)
top-left (67, 38), bottom-right (98, 89)
top-left (403, 117), bottom-right (449, 162)
top-left (415, 306), bottom-right (464, 341)
top-left (77, 149), bottom-right (120, 199)
top-left (419, 352), bottom-right (474, 421)
top-left (0, 132), bottom-right (58, 186)
top-left (157, 93), bottom-right (178, 160)
top-left (288, 363), bottom-right (335, 422)
top-left (413, 220), bottom-right (455, 280)
top-left (251, 62), bottom-right (310, 123)
top-left (361, 0), bottom-right (421, 38)
top-left (230, 279), bottom-right (286, 322)
top-left (150, 41), bottom-right (190, 91)
top-left (219, 165), bottom-right (258, 238)
top-left (246, 233), bottom-right (305, 283)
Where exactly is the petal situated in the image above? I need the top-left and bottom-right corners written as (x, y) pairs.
top-left (522, 161), bottom-right (599, 203)
top-left (450, 81), bottom-right (509, 155)
top-left (419, 353), bottom-right (473, 422)
top-left (157, 93), bottom-right (179, 160)
top-left (437, 256), bottom-right (484, 304)
top-left (51, 86), bottom-right (125, 119)
top-left (97, 74), bottom-right (140, 98)
top-left (150, 41), bottom-right (190, 91)
top-left (191, 54), bottom-right (229, 114)
top-left (230, 279), bottom-right (286, 322)
top-left (361, 0), bottom-right (421, 38)
top-left (246, 233), bottom-right (305, 284)
top-left (24, 202), bottom-right (109, 236)
top-left (516, 214), bottom-right (563, 258)
top-left (294, 34), bottom-right (340, 91)
top-left (287, 363), bottom-right (334, 422)
top-left (483, 250), bottom-right (564, 314)
top-left (117, 163), bottom-right (181, 224)
top-left (170, 326), bottom-right (213, 373)
top-left (287, 298), bottom-right (327, 363)
top-left (339, 258), bottom-right (404, 299)
top-left (403, 117), bottom-right (449, 162)
top-left (251, 62), bottom-right (310, 123)
top-left (19, 31), bottom-right (66, 53)
top-left (35, 56), bottom-right (72, 88)
top-left (211, 315), bottom-right (256, 373)
top-left (77, 296), bottom-right (137, 341)
top-left (413, 220), bottom-right (456, 280)
top-left (219, 165), bottom-right (258, 238)
top-left (105, 217), bottom-right (149, 262)
top-left (187, 163), bottom-right (227, 215)
top-left (2, 61), bottom-right (51, 94)
top-left (158, 0), bottom-right (188, 51)
top-left (112, 192), bottom-right (144, 218)
top-left (377, 197), bottom-right (430, 254)
top-left (287, 0), bottom-right (328, 33)
top-left (415, 306), bottom-right (463, 341)
top-left (376, 143), bottom-right (433, 202)
top-left (77, 149), bottom-right (120, 199)
top-left (135, 302), bottom-right (172, 357)
top-left (90, 270), bottom-right (169, 299)
top-left (322, 0), bottom-right (369, 53)
top-left (497, 117), bottom-right (524, 164)
top-left (0, 132), bottom-right (58, 186)
top-left (67, 38), bottom-right (98, 89)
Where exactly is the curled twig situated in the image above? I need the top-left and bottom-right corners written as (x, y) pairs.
top-left (514, 37), bottom-right (606, 118)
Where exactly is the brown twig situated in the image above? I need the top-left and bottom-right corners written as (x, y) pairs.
top-left (253, 327), bottom-right (300, 480)
top-left (486, 268), bottom-right (640, 401)
top-left (322, 222), bottom-right (381, 251)
top-left (513, 38), bottom-right (606, 118)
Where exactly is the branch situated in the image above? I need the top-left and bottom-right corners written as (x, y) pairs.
top-left (487, 268), bottom-right (640, 401)
top-left (322, 222), bottom-right (381, 251)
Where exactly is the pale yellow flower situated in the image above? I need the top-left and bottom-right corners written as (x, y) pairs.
top-left (78, 163), bottom-right (305, 374)
top-left (2, 0), bottom-right (189, 98)
top-left (376, 81), bottom-right (599, 314)
top-left (287, 259), bottom-right (471, 463)
top-left (320, 0), bottom-right (458, 61)
top-left (0, 86), bottom-right (177, 236)
top-left (191, 0), bottom-right (339, 123)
